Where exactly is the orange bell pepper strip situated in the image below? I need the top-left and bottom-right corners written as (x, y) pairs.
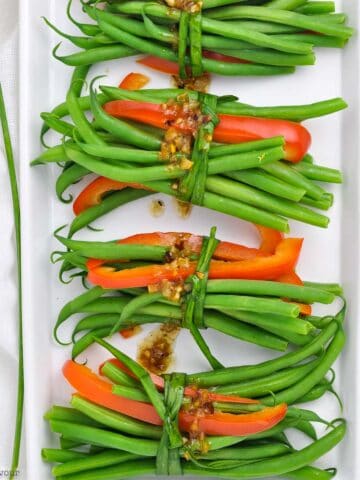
top-left (73, 177), bottom-right (151, 215)
top-left (103, 100), bottom-right (311, 162)
top-left (65, 360), bottom-right (286, 436)
top-left (101, 358), bottom-right (259, 404)
top-left (118, 232), bottom-right (266, 262)
top-left (256, 225), bottom-right (284, 254)
top-left (86, 238), bottom-right (303, 289)
top-left (119, 72), bottom-right (150, 90)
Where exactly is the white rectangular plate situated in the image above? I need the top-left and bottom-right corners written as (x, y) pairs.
top-left (19, 0), bottom-right (360, 478)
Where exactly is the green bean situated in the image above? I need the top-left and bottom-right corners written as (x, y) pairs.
top-left (41, 448), bottom-right (87, 464)
top-left (261, 161), bottom-right (326, 200)
top-left (202, 33), bottom-right (254, 51)
top-left (217, 97), bottom-right (347, 121)
top-left (72, 313), bottom-right (161, 338)
top-left (53, 450), bottom-right (139, 477)
top-left (55, 164), bottom-right (89, 203)
top-left (198, 442), bottom-right (290, 460)
top-left (184, 423), bottom-right (346, 477)
top-left (67, 0), bottom-right (101, 37)
top-left (100, 85), bottom-right (189, 104)
top-left (206, 176), bottom-right (329, 228)
top-left (55, 286), bottom-right (107, 344)
top-left (76, 142), bottom-right (160, 164)
top-left (143, 11), bottom-right (176, 43)
top-left (67, 81), bottom-right (104, 146)
top-left (297, 2), bottom-right (335, 15)
top-left (292, 162), bottom-right (343, 183)
top-left (300, 194), bottom-right (333, 211)
top-left (40, 113), bottom-right (75, 140)
top-left (212, 47), bottom-right (315, 66)
top-left (205, 7), bottom-right (353, 38)
top-left (187, 320), bottom-right (338, 387)
top-left (55, 234), bottom-right (168, 261)
top-left (31, 144), bottom-right (68, 166)
top-left (112, 384), bottom-right (152, 402)
top-left (205, 294), bottom-right (300, 317)
top-left (209, 146), bottom-right (286, 174)
top-left (49, 420), bottom-right (159, 456)
top-left (215, 359), bottom-right (320, 396)
top-left (44, 406), bottom-right (100, 427)
top-left (81, 296), bottom-right (182, 320)
top-left (201, 17), bottom-right (313, 53)
top-left (285, 466), bottom-right (336, 480)
top-left (206, 280), bottom-right (334, 304)
top-left (53, 43), bottom-right (137, 67)
top-left (297, 382), bottom-right (331, 403)
top-left (266, 0), bottom-right (306, 9)
top-left (59, 437), bottom-right (85, 450)
top-left (210, 137), bottom-right (285, 157)
top-left (101, 360), bottom-right (140, 387)
top-left (189, 12), bottom-right (204, 76)
top-left (260, 327), bottom-right (345, 405)
top-left (71, 396), bottom-right (162, 439)
top-left (204, 190), bottom-right (290, 232)
top-left (303, 281), bottom-right (343, 295)
top-left (54, 458), bottom-right (156, 479)
top-left (90, 81), bottom-right (161, 150)
top-left (72, 327), bottom-right (113, 359)
top-left (110, 292), bottom-right (163, 336)
top-left (275, 32), bottom-right (346, 48)
top-left (68, 189), bottom-right (152, 237)
top-left (225, 169), bottom-right (306, 202)
top-left (43, 17), bottom-right (110, 50)
top-left (220, 309), bottom-right (314, 337)
top-left (204, 310), bottom-right (288, 351)
top-left (64, 143), bottom-right (185, 182)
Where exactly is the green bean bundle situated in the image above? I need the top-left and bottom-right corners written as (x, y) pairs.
top-left (33, 81), bottom-right (345, 234)
top-left (45, 0), bottom-right (353, 78)
top-left (42, 326), bottom-right (346, 479)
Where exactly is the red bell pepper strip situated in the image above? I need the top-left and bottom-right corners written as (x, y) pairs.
top-left (137, 52), bottom-right (249, 76)
top-left (118, 232), bottom-right (266, 262)
top-left (86, 238), bottom-right (303, 288)
top-left (137, 56), bottom-right (180, 75)
top-left (202, 50), bottom-right (250, 64)
top-left (73, 177), bottom-right (151, 215)
top-left (101, 358), bottom-right (259, 404)
top-left (119, 72), bottom-right (150, 90)
top-left (103, 100), bottom-right (311, 162)
top-left (64, 361), bottom-right (286, 436)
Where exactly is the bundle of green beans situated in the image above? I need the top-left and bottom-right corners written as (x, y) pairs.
top-left (52, 229), bottom-right (343, 366)
top-left (46, 0), bottom-right (353, 77)
top-left (42, 322), bottom-right (346, 479)
top-left (33, 77), bottom-right (345, 234)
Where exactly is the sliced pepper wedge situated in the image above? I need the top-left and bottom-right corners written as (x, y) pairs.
top-left (119, 72), bottom-right (150, 90)
top-left (64, 360), bottom-right (287, 436)
top-left (103, 99), bottom-right (311, 162)
top-left (86, 238), bottom-right (303, 288)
